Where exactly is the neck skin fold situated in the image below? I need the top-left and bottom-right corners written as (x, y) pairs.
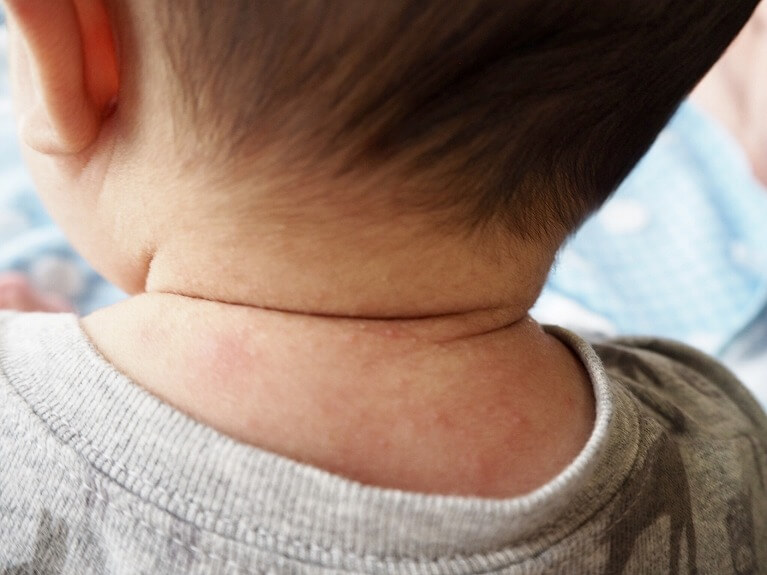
top-left (81, 221), bottom-right (595, 498)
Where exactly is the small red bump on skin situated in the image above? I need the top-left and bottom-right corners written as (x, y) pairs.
top-left (171, 329), bottom-right (257, 435)
top-left (193, 330), bottom-right (244, 380)
top-left (186, 327), bottom-right (274, 407)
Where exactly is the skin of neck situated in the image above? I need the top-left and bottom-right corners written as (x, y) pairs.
top-left (80, 185), bottom-right (595, 499)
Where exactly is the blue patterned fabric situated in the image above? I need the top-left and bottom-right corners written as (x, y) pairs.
top-left (534, 102), bottom-right (767, 405)
top-left (0, 15), bottom-right (125, 314)
top-left (537, 103), bottom-right (767, 358)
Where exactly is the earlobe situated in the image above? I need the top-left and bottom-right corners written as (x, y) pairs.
top-left (4, 0), bottom-right (119, 156)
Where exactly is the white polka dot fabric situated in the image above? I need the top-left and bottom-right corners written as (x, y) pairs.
top-left (596, 198), bottom-right (650, 235)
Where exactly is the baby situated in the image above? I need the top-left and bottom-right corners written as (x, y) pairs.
top-left (0, 1), bottom-right (764, 573)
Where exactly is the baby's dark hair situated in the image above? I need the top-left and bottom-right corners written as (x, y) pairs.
top-left (155, 1), bottom-right (758, 240)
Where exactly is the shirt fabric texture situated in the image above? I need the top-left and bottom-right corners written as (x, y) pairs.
top-left (1, 312), bottom-right (765, 574)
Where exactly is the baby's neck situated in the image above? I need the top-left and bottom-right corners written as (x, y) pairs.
top-left (82, 292), bottom-right (594, 498)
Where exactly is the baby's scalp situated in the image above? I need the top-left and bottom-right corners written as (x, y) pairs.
top-left (143, 0), bottom-right (759, 241)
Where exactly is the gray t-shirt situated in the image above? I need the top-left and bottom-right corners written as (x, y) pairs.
top-left (0, 311), bottom-right (765, 574)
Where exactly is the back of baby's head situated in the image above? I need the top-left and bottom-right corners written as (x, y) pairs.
top-left (133, 1), bottom-right (756, 241)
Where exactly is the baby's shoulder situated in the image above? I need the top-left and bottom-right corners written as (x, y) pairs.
top-left (594, 335), bottom-right (767, 440)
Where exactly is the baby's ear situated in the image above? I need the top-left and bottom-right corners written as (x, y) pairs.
top-left (4, 0), bottom-right (119, 156)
